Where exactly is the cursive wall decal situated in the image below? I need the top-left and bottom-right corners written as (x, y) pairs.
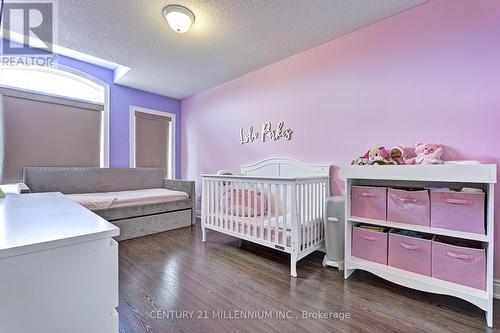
top-left (240, 121), bottom-right (293, 144)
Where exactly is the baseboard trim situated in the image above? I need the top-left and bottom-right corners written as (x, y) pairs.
top-left (494, 279), bottom-right (500, 299)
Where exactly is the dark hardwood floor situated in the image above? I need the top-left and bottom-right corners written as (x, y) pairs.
top-left (118, 224), bottom-right (500, 333)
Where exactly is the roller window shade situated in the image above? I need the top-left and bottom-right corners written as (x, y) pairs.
top-left (135, 112), bottom-right (170, 172)
top-left (0, 92), bottom-right (102, 184)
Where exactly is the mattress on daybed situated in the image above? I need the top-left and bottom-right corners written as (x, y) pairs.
top-left (67, 188), bottom-right (189, 211)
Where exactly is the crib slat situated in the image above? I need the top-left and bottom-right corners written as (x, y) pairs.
top-left (318, 182), bottom-right (322, 243)
top-left (297, 184), bottom-right (301, 251)
top-left (246, 183), bottom-right (250, 235)
top-left (300, 184), bottom-right (305, 251)
top-left (267, 183), bottom-right (272, 242)
top-left (239, 182), bottom-right (247, 234)
top-left (283, 184), bottom-right (288, 248)
top-left (310, 184), bottom-right (317, 245)
top-left (247, 183), bottom-right (251, 237)
top-left (207, 180), bottom-right (211, 226)
top-left (229, 181), bottom-right (232, 230)
top-left (297, 184), bottom-right (300, 250)
top-left (235, 181), bottom-right (240, 233)
top-left (241, 182), bottom-right (244, 233)
top-left (311, 183), bottom-right (315, 246)
top-left (320, 182), bottom-right (324, 240)
top-left (220, 181), bottom-right (224, 228)
top-left (317, 181), bottom-right (321, 241)
top-left (219, 181), bottom-right (223, 227)
top-left (303, 183), bottom-right (307, 250)
top-left (240, 182), bottom-right (244, 234)
top-left (314, 182), bottom-right (318, 245)
top-left (321, 182), bottom-right (327, 239)
top-left (213, 180), bottom-right (216, 227)
top-left (310, 184), bottom-right (318, 245)
top-left (305, 184), bottom-right (312, 247)
top-left (201, 180), bottom-right (205, 224)
top-left (231, 182), bottom-right (238, 231)
top-left (307, 184), bottom-right (310, 249)
top-left (219, 181), bottom-right (222, 228)
top-left (260, 183), bottom-right (264, 240)
top-left (242, 183), bottom-right (246, 234)
top-left (224, 181), bottom-right (228, 229)
top-left (221, 181), bottom-right (225, 228)
top-left (210, 180), bottom-right (215, 226)
top-left (316, 182), bottom-right (320, 245)
top-left (214, 181), bottom-right (219, 226)
top-left (308, 183), bottom-right (312, 247)
top-left (303, 184), bottom-right (307, 251)
top-left (308, 183), bottom-right (312, 248)
top-left (316, 182), bottom-right (320, 244)
top-left (253, 184), bottom-right (257, 238)
top-left (275, 184), bottom-right (280, 246)
top-left (245, 182), bottom-right (248, 234)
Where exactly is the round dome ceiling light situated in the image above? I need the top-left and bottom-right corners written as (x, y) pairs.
top-left (162, 5), bottom-right (195, 33)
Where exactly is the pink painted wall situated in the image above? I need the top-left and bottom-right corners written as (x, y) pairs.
top-left (181, 0), bottom-right (500, 275)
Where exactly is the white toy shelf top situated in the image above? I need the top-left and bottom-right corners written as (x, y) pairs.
top-left (342, 164), bottom-right (497, 184)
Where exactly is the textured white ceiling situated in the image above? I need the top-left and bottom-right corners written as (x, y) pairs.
top-left (54, 0), bottom-right (426, 99)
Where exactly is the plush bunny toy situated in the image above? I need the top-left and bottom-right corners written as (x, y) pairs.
top-left (414, 143), bottom-right (444, 165)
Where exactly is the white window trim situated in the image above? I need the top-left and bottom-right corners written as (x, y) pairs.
top-left (0, 64), bottom-right (110, 167)
top-left (129, 106), bottom-right (176, 179)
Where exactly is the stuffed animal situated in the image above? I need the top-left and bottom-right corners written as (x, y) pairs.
top-left (414, 143), bottom-right (444, 165)
top-left (351, 157), bottom-right (370, 165)
top-left (364, 146), bottom-right (396, 165)
top-left (390, 147), bottom-right (405, 165)
top-left (390, 146), bottom-right (417, 165)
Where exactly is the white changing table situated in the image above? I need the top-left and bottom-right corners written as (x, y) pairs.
top-left (0, 192), bottom-right (120, 333)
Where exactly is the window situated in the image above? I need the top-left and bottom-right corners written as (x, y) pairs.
top-left (0, 66), bottom-right (107, 184)
top-left (130, 106), bottom-right (176, 179)
top-left (0, 66), bottom-right (105, 104)
top-left (134, 111), bottom-right (171, 177)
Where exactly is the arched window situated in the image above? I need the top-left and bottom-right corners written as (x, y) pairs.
top-left (0, 66), bottom-right (108, 184)
top-left (0, 66), bottom-right (105, 104)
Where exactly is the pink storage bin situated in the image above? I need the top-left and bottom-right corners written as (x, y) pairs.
top-left (388, 230), bottom-right (432, 276)
top-left (432, 237), bottom-right (486, 290)
top-left (430, 191), bottom-right (485, 234)
top-left (387, 188), bottom-right (430, 226)
top-left (351, 226), bottom-right (389, 265)
top-left (351, 186), bottom-right (387, 220)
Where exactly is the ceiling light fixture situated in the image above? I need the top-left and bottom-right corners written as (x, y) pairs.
top-left (162, 5), bottom-right (195, 33)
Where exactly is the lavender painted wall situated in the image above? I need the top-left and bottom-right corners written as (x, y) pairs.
top-left (10, 52), bottom-right (183, 176)
top-left (181, 1), bottom-right (500, 275)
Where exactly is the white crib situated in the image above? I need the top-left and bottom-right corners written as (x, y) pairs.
top-left (201, 158), bottom-right (330, 277)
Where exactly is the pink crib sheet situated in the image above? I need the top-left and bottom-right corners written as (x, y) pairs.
top-left (209, 213), bottom-right (318, 248)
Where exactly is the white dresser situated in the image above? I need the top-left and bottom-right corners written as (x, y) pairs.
top-left (0, 192), bottom-right (120, 333)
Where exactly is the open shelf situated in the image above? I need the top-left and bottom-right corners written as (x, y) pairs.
top-left (343, 164), bottom-right (496, 327)
top-left (347, 216), bottom-right (489, 242)
top-left (346, 256), bottom-right (488, 310)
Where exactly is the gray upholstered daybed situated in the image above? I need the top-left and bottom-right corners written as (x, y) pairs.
top-left (22, 167), bottom-right (195, 241)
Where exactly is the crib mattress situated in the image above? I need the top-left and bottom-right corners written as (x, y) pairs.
top-left (209, 214), bottom-right (320, 248)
